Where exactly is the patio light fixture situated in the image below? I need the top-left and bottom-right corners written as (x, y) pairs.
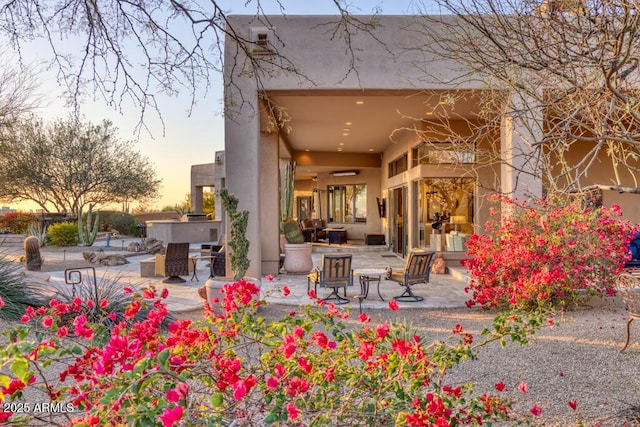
top-left (331, 170), bottom-right (359, 177)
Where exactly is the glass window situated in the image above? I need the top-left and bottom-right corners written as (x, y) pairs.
top-left (328, 184), bottom-right (367, 223)
top-left (388, 153), bottom-right (408, 177)
top-left (412, 142), bottom-right (475, 166)
top-left (417, 178), bottom-right (475, 251)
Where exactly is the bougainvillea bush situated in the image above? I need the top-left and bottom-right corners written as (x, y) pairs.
top-left (0, 279), bottom-right (548, 426)
top-left (464, 196), bottom-right (638, 311)
top-left (0, 211), bottom-right (36, 234)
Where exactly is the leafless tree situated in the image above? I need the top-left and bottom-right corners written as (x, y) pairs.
top-left (0, 1), bottom-right (386, 134)
top-left (0, 116), bottom-right (161, 215)
top-left (406, 0), bottom-right (640, 197)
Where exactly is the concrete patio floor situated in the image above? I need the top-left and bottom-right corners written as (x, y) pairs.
top-left (5, 237), bottom-right (472, 314)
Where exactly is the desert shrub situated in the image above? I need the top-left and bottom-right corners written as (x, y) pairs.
top-left (46, 221), bottom-right (78, 246)
top-left (0, 253), bottom-right (48, 320)
top-left (99, 210), bottom-right (137, 235)
top-left (50, 269), bottom-right (174, 328)
top-left (0, 211), bottom-right (36, 234)
top-left (464, 195), bottom-right (637, 311)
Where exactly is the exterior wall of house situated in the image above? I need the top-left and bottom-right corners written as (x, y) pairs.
top-left (224, 15), bottom-right (538, 276)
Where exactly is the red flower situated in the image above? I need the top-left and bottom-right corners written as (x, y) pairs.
top-left (99, 299), bottom-right (109, 308)
top-left (494, 382), bottom-right (506, 391)
top-left (358, 312), bottom-right (371, 323)
top-left (56, 326), bottom-right (68, 338)
top-left (266, 274), bottom-right (274, 282)
top-left (518, 382), bottom-right (528, 393)
top-left (375, 322), bottom-right (390, 339)
top-left (0, 296), bottom-right (5, 308)
top-left (158, 406), bottom-right (183, 427)
top-left (530, 403), bottom-right (542, 416)
top-left (568, 400), bottom-right (577, 410)
top-left (123, 287), bottom-right (134, 294)
top-left (42, 316), bottom-right (53, 328)
top-left (282, 285), bottom-right (290, 296)
top-left (388, 300), bottom-right (399, 311)
top-left (287, 402), bottom-right (299, 420)
top-left (308, 289), bottom-right (317, 299)
top-left (161, 288), bottom-right (169, 299)
top-left (298, 357), bottom-right (313, 373)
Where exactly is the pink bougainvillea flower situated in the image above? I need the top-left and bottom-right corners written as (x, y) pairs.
top-left (161, 288), bottom-right (169, 299)
top-left (20, 314), bottom-right (30, 323)
top-left (308, 289), bottom-right (317, 299)
top-left (388, 300), bottom-right (399, 311)
top-left (56, 326), bottom-right (68, 338)
top-left (311, 331), bottom-right (329, 348)
top-left (568, 400), bottom-right (577, 410)
top-left (99, 299), bottom-right (109, 309)
top-left (266, 377), bottom-right (279, 389)
top-left (0, 296), bottom-right (4, 308)
top-left (287, 402), bottom-right (299, 420)
top-left (518, 382), bottom-right (528, 393)
top-left (495, 382), bottom-right (506, 391)
top-left (298, 357), bottom-right (313, 373)
top-left (266, 274), bottom-right (274, 282)
top-left (123, 287), bottom-right (134, 294)
top-left (42, 316), bottom-right (53, 328)
top-left (530, 404), bottom-right (542, 416)
top-left (375, 322), bottom-right (390, 339)
top-left (158, 406), bottom-right (183, 427)
top-left (282, 285), bottom-right (290, 296)
top-left (358, 312), bottom-right (371, 323)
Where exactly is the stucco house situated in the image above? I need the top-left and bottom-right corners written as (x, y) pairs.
top-left (217, 14), bottom-right (640, 279)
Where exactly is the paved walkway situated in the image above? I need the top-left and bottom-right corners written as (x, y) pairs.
top-left (4, 238), bottom-right (472, 314)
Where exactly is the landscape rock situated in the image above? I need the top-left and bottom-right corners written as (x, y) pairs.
top-left (144, 238), bottom-right (164, 254)
top-left (82, 250), bottom-right (129, 266)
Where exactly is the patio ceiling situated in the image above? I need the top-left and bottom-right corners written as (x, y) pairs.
top-left (265, 89), bottom-right (485, 179)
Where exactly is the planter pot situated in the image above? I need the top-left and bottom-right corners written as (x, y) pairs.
top-left (283, 242), bottom-right (313, 274)
top-left (204, 276), bottom-right (262, 313)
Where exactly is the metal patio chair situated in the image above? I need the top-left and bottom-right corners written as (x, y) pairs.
top-left (307, 254), bottom-right (353, 304)
top-left (388, 251), bottom-right (435, 302)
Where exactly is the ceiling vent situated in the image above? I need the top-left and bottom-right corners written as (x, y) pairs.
top-left (250, 27), bottom-right (274, 55)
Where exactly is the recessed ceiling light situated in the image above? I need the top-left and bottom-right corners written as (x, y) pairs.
top-left (425, 111), bottom-right (434, 116)
top-left (337, 148), bottom-right (343, 151)
top-left (342, 132), bottom-right (349, 136)
top-left (339, 142), bottom-right (345, 146)
top-left (342, 128), bottom-right (350, 131)
top-left (345, 122), bottom-right (352, 126)
top-left (304, 148), bottom-right (310, 151)
top-left (355, 100), bottom-right (364, 105)
top-left (368, 148), bottom-right (374, 152)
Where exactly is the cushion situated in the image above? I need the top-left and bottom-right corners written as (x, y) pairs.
top-left (283, 218), bottom-right (305, 244)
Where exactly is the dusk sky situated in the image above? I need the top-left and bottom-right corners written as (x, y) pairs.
top-left (8, 0), bottom-right (425, 212)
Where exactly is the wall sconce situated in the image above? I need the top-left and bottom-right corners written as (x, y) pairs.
top-left (331, 170), bottom-right (359, 177)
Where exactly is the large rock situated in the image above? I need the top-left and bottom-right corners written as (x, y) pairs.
top-left (144, 238), bottom-right (164, 254)
top-left (82, 251), bottom-right (129, 266)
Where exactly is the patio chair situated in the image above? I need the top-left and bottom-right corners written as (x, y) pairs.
top-left (307, 254), bottom-right (353, 304)
top-left (155, 242), bottom-right (191, 283)
top-left (616, 271), bottom-right (640, 352)
top-left (388, 251), bottom-right (435, 302)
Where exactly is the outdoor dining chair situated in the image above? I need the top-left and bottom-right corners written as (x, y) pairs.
top-left (388, 251), bottom-right (435, 302)
top-left (307, 253), bottom-right (353, 304)
top-left (155, 242), bottom-right (191, 283)
top-left (616, 270), bottom-right (640, 352)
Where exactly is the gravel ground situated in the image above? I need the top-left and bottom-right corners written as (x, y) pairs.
top-left (3, 297), bottom-right (640, 426)
top-left (256, 298), bottom-right (640, 426)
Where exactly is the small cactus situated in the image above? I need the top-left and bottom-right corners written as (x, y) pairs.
top-left (24, 236), bottom-right (42, 271)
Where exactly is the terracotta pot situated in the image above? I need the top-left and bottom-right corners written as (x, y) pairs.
top-left (283, 242), bottom-right (313, 274)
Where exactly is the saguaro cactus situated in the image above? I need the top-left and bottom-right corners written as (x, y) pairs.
top-left (77, 208), bottom-right (100, 246)
top-left (24, 236), bottom-right (42, 271)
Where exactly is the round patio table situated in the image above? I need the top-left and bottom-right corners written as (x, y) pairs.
top-left (353, 268), bottom-right (387, 302)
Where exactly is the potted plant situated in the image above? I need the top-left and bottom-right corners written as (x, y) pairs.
top-left (278, 161), bottom-right (312, 274)
top-left (202, 189), bottom-right (260, 307)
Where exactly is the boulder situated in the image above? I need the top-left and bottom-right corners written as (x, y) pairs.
top-left (144, 238), bottom-right (164, 254)
top-left (82, 251), bottom-right (129, 266)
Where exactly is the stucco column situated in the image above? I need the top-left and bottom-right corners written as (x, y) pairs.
top-left (260, 132), bottom-right (281, 274)
top-left (500, 95), bottom-right (543, 201)
top-left (224, 87), bottom-right (262, 279)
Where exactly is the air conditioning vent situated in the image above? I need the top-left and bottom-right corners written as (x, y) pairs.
top-left (250, 27), bottom-right (274, 55)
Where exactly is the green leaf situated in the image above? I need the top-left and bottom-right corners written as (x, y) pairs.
top-left (157, 348), bottom-right (171, 370)
top-left (211, 392), bottom-right (223, 408)
top-left (10, 358), bottom-right (29, 383)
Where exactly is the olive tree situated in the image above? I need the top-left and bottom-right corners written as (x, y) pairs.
top-left (0, 117), bottom-right (161, 215)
